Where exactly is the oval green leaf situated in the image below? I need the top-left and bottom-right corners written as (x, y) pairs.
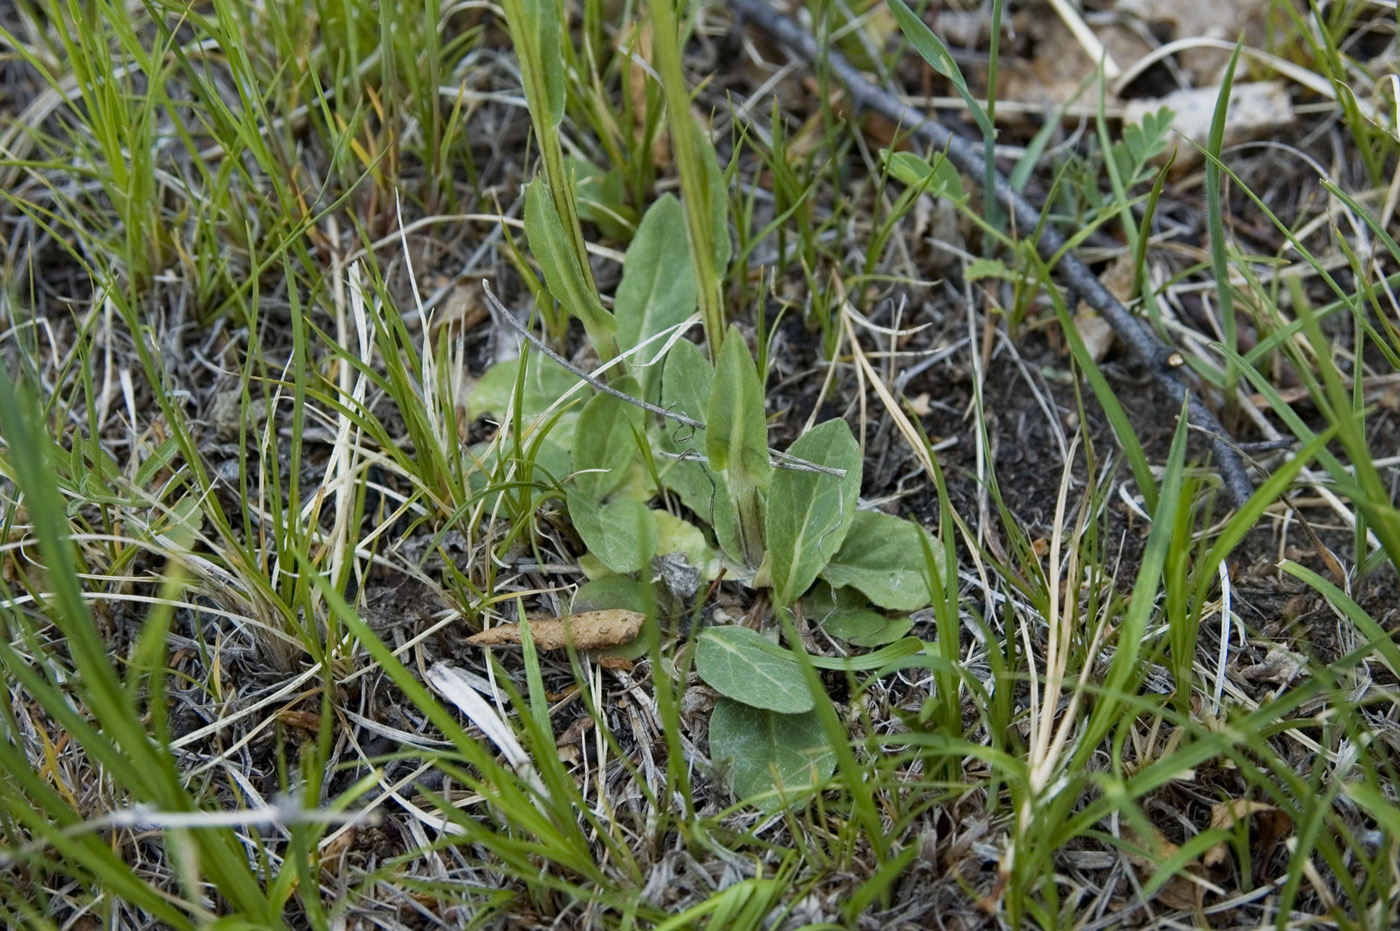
top-left (695, 626), bottom-right (813, 714)
top-left (822, 511), bottom-right (939, 612)
top-left (616, 195), bottom-right (697, 401)
top-left (566, 490), bottom-right (656, 574)
top-left (766, 419), bottom-right (862, 607)
top-left (572, 379), bottom-right (644, 501)
top-left (708, 698), bottom-right (835, 807)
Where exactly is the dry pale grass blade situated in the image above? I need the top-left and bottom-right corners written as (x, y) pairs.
top-left (840, 300), bottom-right (936, 483)
top-left (426, 662), bottom-right (546, 796)
top-left (313, 261), bottom-right (374, 607)
top-left (467, 609), bottom-right (645, 651)
top-left (1027, 436), bottom-right (1085, 795)
top-left (1209, 560), bottom-right (1238, 716)
top-left (425, 660), bottom-right (534, 761)
top-left (1044, 0), bottom-right (1120, 79)
top-left (396, 192), bottom-right (443, 453)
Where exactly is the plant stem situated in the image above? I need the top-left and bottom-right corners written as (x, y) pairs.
top-left (649, 0), bottom-right (726, 356)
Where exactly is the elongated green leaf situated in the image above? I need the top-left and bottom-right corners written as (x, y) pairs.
top-left (708, 698), bottom-right (835, 807)
top-left (706, 327), bottom-right (770, 565)
top-left (521, 0), bottom-right (565, 127)
top-left (572, 378), bottom-right (644, 500)
top-left (1280, 561), bottom-right (1400, 679)
top-left (1045, 263), bottom-right (1157, 512)
top-left (616, 195), bottom-right (697, 400)
top-left (766, 419), bottom-right (861, 607)
top-left (885, 0), bottom-right (994, 140)
top-left (1075, 400), bottom-right (1191, 759)
top-left (525, 179), bottom-right (615, 343)
top-left (822, 511), bottom-right (937, 611)
top-left (566, 489), bottom-right (656, 574)
top-left (696, 626), bottom-right (812, 713)
top-left (705, 327), bottom-right (767, 480)
top-left (1206, 43), bottom-right (1244, 403)
top-left (704, 140), bottom-right (732, 273)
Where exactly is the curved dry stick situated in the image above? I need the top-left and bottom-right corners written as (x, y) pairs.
top-left (732, 0), bottom-right (1255, 507)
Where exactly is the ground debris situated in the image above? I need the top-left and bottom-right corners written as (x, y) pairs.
top-left (467, 609), bottom-right (645, 650)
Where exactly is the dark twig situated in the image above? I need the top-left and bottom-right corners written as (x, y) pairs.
top-left (731, 0), bottom-right (1255, 507)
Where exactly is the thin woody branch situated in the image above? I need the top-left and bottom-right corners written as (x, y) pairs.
top-left (731, 0), bottom-right (1256, 507)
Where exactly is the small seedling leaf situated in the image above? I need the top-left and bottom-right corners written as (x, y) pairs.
top-left (695, 625), bottom-right (813, 713)
top-left (708, 698), bottom-right (835, 807)
top-left (963, 257), bottom-right (1019, 282)
top-left (766, 419), bottom-right (861, 607)
top-left (822, 511), bottom-right (938, 611)
top-left (566, 490), bottom-right (656, 574)
top-left (467, 609), bottom-right (645, 650)
top-left (880, 150), bottom-right (965, 202)
top-left (571, 155), bottom-right (634, 240)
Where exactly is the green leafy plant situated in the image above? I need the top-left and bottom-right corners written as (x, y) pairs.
top-left (477, 245), bottom-right (940, 803)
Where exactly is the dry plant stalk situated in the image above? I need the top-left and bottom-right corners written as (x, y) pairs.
top-left (468, 609), bottom-right (646, 650)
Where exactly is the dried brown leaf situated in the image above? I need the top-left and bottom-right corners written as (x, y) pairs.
top-left (467, 609), bottom-right (645, 651)
top-left (1204, 799), bottom-right (1288, 868)
top-left (1120, 824), bottom-right (1205, 912)
top-left (276, 709), bottom-right (323, 733)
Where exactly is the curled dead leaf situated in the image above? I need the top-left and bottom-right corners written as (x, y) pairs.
top-left (467, 609), bottom-right (645, 651)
